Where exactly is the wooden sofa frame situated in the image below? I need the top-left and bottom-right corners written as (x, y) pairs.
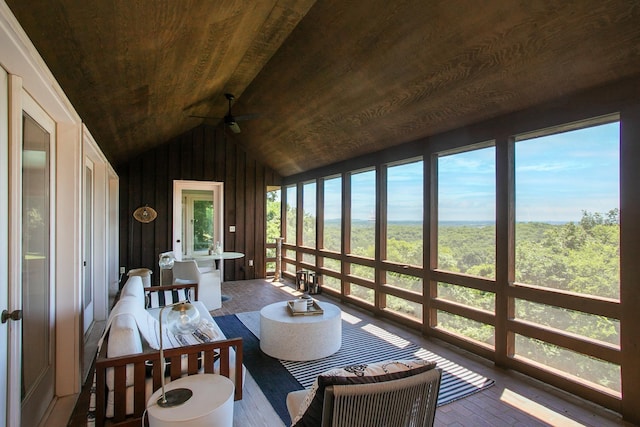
top-left (94, 283), bottom-right (243, 427)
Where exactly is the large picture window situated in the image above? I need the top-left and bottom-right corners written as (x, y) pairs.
top-left (513, 118), bottom-right (621, 394)
top-left (515, 120), bottom-right (620, 299)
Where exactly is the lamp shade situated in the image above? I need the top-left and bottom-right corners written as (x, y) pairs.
top-left (165, 302), bottom-right (200, 335)
top-left (157, 301), bottom-right (201, 408)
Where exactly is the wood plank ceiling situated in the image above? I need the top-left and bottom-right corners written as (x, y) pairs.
top-left (6, 0), bottom-right (640, 177)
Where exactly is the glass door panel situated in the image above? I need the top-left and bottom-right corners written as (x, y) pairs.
top-left (21, 112), bottom-right (54, 427)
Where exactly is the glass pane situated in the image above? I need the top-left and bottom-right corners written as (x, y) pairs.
top-left (437, 146), bottom-right (496, 279)
top-left (437, 311), bottom-right (495, 347)
top-left (302, 253), bottom-right (315, 265)
top-left (302, 182), bottom-right (316, 247)
top-left (323, 176), bottom-right (342, 252)
top-left (386, 295), bottom-right (422, 321)
top-left (322, 257), bottom-right (341, 272)
top-left (350, 264), bottom-right (374, 281)
top-left (386, 272), bottom-right (422, 294)
top-left (266, 188), bottom-right (281, 243)
top-left (349, 283), bottom-right (374, 304)
top-left (285, 185), bottom-right (297, 245)
top-left (515, 299), bottom-right (619, 346)
top-left (84, 165), bottom-right (92, 309)
top-left (22, 114), bottom-right (51, 397)
top-left (285, 262), bottom-right (296, 275)
top-left (350, 170), bottom-right (376, 258)
top-left (438, 282), bottom-right (495, 312)
top-left (515, 334), bottom-right (620, 393)
top-left (322, 275), bottom-right (341, 292)
top-left (387, 161), bottom-right (423, 266)
top-left (515, 122), bottom-right (620, 299)
top-left (193, 199), bottom-right (213, 251)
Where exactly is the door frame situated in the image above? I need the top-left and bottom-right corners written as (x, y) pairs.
top-left (0, 63), bottom-right (9, 427)
top-left (172, 180), bottom-right (224, 261)
top-left (83, 127), bottom-right (114, 325)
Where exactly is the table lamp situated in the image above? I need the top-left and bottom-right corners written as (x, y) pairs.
top-left (158, 253), bottom-right (175, 286)
top-left (157, 301), bottom-right (201, 407)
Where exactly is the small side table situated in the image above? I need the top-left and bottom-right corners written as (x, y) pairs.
top-left (260, 301), bottom-right (342, 361)
top-left (147, 374), bottom-right (234, 427)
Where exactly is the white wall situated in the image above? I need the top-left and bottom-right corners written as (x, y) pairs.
top-left (0, 2), bottom-right (118, 425)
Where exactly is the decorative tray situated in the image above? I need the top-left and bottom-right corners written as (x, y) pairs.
top-left (287, 300), bottom-right (324, 316)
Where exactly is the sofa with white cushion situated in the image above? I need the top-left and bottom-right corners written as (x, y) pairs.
top-left (94, 274), bottom-right (243, 427)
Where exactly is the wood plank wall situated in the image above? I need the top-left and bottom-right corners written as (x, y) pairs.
top-left (117, 124), bottom-right (281, 285)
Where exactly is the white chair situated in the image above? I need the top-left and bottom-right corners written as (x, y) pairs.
top-left (172, 260), bottom-right (222, 310)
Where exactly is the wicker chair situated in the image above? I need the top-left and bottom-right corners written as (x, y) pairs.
top-left (288, 368), bottom-right (442, 427)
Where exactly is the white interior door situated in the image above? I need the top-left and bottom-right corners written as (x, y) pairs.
top-left (83, 159), bottom-right (94, 334)
top-left (8, 89), bottom-right (57, 427)
top-left (0, 64), bottom-right (10, 427)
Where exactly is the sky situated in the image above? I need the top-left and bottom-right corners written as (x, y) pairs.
top-left (288, 120), bottom-right (620, 224)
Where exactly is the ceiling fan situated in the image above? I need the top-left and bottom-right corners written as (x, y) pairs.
top-left (190, 93), bottom-right (258, 134)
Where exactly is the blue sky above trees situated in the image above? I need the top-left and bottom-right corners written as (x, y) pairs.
top-left (298, 121), bottom-right (619, 224)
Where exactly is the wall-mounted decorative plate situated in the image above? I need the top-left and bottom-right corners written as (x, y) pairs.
top-left (133, 206), bottom-right (157, 223)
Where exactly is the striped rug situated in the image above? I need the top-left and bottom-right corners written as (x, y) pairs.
top-left (236, 310), bottom-right (495, 407)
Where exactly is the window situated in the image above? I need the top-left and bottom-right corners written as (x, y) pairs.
top-left (266, 188), bottom-right (281, 243)
top-left (386, 160), bottom-right (423, 266)
top-left (285, 185), bottom-right (297, 245)
top-left (437, 145), bottom-right (496, 279)
top-left (512, 118), bottom-right (621, 395)
top-left (323, 176), bottom-right (342, 252)
top-left (350, 169), bottom-right (376, 258)
top-left (266, 188), bottom-right (281, 272)
top-left (302, 181), bottom-right (316, 248)
top-left (515, 120), bottom-right (620, 299)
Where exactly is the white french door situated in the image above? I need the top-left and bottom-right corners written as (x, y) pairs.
top-left (6, 87), bottom-right (56, 427)
top-left (1, 64), bottom-right (10, 427)
top-left (83, 159), bottom-right (94, 334)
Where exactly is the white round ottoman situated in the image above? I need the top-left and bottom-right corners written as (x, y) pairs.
top-left (260, 301), bottom-right (342, 361)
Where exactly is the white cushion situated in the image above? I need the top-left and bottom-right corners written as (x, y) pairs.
top-left (145, 288), bottom-right (189, 308)
top-left (120, 276), bottom-right (145, 307)
top-left (106, 311), bottom-right (143, 358)
top-left (105, 313), bottom-right (142, 392)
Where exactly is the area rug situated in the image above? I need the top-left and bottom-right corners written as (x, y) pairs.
top-left (214, 310), bottom-right (495, 425)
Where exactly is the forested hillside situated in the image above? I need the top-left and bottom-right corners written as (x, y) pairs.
top-left (268, 189), bottom-right (621, 391)
top-left (326, 210), bottom-right (621, 391)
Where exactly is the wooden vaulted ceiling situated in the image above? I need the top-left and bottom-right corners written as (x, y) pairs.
top-left (6, 0), bottom-right (640, 177)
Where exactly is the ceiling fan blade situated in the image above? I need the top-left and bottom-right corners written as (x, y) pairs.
top-left (227, 121), bottom-right (241, 133)
top-left (233, 113), bottom-right (261, 122)
top-left (189, 115), bottom-right (223, 120)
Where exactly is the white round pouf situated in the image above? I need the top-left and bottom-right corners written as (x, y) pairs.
top-left (260, 301), bottom-right (342, 361)
top-left (147, 374), bottom-right (234, 427)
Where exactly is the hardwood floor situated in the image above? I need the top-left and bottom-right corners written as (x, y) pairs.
top-left (70, 278), bottom-right (632, 427)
